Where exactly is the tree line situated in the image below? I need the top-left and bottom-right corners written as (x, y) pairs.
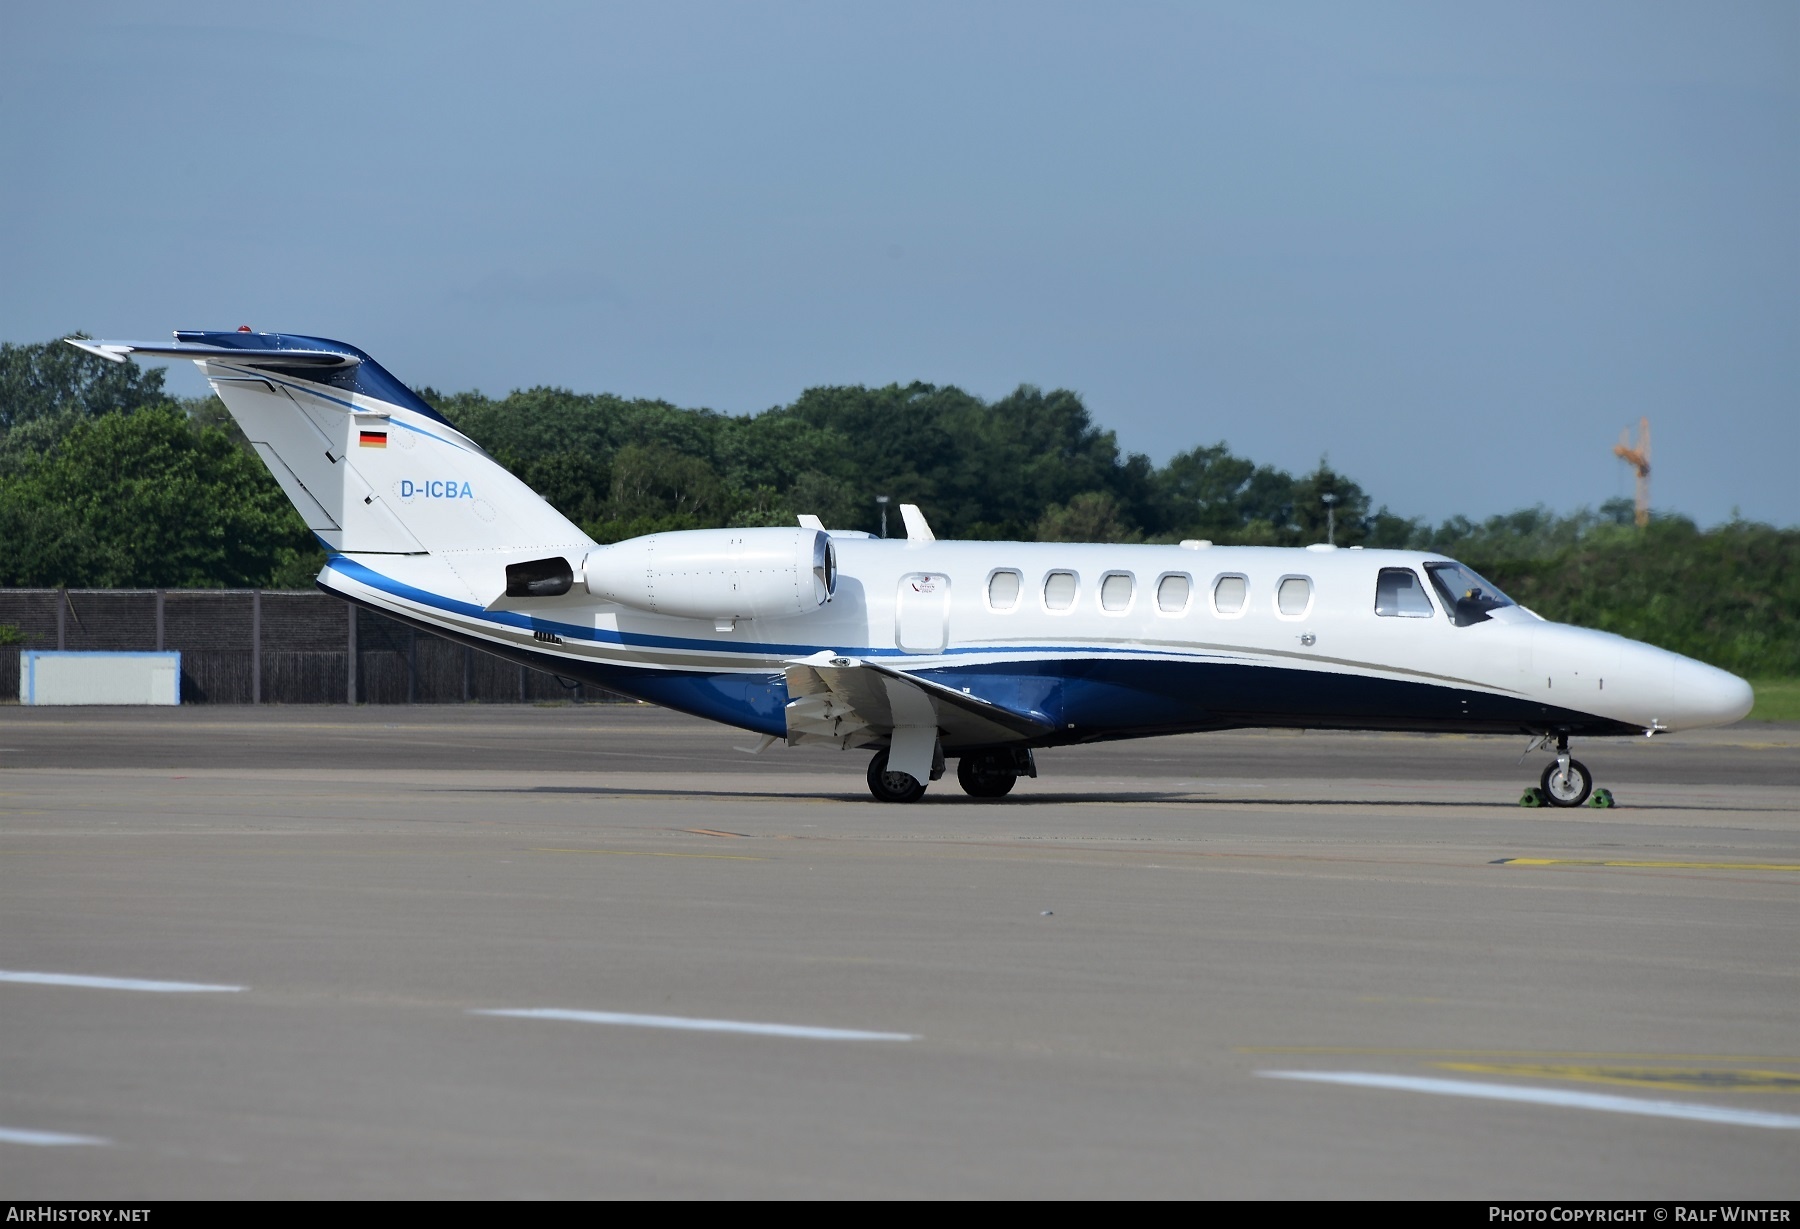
top-left (2, 335), bottom-right (1794, 676)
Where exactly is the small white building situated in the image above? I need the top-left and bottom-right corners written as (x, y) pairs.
top-left (18, 651), bottom-right (181, 706)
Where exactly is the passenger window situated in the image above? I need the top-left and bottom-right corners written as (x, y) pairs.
top-left (1276, 576), bottom-right (1312, 617)
top-left (1374, 568), bottom-right (1434, 618)
top-left (987, 570), bottom-right (1022, 611)
top-left (1100, 572), bottom-right (1134, 612)
top-left (1156, 573), bottom-right (1191, 613)
top-left (1212, 574), bottom-right (1247, 616)
top-left (1043, 571), bottom-right (1078, 611)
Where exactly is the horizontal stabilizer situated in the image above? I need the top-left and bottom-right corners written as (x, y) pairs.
top-left (65, 339), bottom-right (361, 369)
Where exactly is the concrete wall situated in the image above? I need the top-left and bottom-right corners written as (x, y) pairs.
top-left (0, 590), bottom-right (625, 706)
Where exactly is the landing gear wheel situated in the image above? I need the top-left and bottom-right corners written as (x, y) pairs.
top-left (957, 753), bottom-right (1018, 798)
top-left (866, 750), bottom-right (927, 803)
top-left (1540, 758), bottom-right (1593, 808)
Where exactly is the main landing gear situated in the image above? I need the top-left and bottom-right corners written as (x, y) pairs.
top-left (1521, 733), bottom-right (1612, 809)
top-left (956, 750), bottom-right (1021, 798)
top-left (866, 749), bottom-right (928, 804)
top-left (864, 747), bottom-right (1038, 803)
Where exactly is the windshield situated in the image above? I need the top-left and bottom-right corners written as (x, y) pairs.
top-left (1424, 562), bottom-right (1515, 627)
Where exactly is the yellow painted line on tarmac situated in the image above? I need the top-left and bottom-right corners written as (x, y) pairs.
top-left (1238, 1047), bottom-right (1800, 1063)
top-left (1495, 857), bottom-right (1800, 872)
top-left (1435, 1062), bottom-right (1800, 1094)
top-left (530, 847), bottom-right (766, 862)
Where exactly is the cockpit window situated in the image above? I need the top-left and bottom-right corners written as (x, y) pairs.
top-left (1374, 568), bottom-right (1435, 618)
top-left (1424, 562), bottom-right (1515, 627)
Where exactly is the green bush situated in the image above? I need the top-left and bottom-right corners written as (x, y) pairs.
top-left (0, 404), bottom-right (313, 589)
top-left (1470, 519), bottom-right (1800, 677)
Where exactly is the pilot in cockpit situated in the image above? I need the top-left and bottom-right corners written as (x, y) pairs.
top-left (1455, 587), bottom-right (1487, 623)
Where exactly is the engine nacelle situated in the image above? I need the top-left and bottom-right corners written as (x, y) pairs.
top-left (584, 526), bottom-right (836, 621)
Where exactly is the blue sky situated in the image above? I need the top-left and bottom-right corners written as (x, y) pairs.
top-left (3, 2), bottom-right (1794, 526)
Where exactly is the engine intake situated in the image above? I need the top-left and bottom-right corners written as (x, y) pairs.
top-left (505, 556), bottom-right (575, 598)
top-left (585, 527), bottom-right (836, 621)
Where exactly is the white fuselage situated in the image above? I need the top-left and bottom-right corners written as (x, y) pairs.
top-left (327, 536), bottom-right (1753, 744)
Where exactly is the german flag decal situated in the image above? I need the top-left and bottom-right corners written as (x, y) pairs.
top-left (358, 429), bottom-right (388, 448)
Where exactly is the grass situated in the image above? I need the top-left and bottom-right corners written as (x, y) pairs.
top-left (1746, 678), bottom-right (1800, 722)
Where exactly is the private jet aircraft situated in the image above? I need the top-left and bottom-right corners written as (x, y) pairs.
top-left (70, 331), bottom-right (1754, 804)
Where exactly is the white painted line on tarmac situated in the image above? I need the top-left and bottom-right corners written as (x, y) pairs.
top-left (472, 1007), bottom-right (916, 1042)
top-left (1259, 1070), bottom-right (1800, 1129)
top-left (0, 1126), bottom-right (110, 1147)
top-left (0, 970), bottom-right (244, 994)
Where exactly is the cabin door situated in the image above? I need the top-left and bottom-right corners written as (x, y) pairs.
top-left (896, 573), bottom-right (951, 653)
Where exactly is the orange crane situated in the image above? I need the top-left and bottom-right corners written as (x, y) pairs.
top-left (1613, 417), bottom-right (1651, 528)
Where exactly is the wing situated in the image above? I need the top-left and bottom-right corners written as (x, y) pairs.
top-left (784, 652), bottom-right (1055, 751)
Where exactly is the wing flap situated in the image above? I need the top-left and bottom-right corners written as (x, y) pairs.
top-left (783, 654), bottom-right (1054, 750)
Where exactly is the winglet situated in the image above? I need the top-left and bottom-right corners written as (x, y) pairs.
top-left (899, 504), bottom-right (936, 542)
top-left (796, 514), bottom-right (824, 529)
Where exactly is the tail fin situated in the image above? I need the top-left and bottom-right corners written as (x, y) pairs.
top-left (71, 331), bottom-right (592, 604)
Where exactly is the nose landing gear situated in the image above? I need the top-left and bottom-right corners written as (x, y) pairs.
top-left (1540, 753), bottom-right (1592, 807)
top-left (1520, 733), bottom-right (1611, 808)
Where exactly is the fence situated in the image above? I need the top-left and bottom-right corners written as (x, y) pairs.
top-left (0, 589), bottom-right (627, 705)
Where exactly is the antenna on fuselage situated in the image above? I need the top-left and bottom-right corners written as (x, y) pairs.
top-left (1613, 418), bottom-right (1651, 528)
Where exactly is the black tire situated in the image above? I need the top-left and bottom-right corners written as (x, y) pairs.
top-left (867, 750), bottom-right (927, 803)
top-left (1540, 758), bottom-right (1593, 808)
top-left (956, 753), bottom-right (1018, 798)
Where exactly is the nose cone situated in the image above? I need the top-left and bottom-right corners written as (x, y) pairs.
top-left (1666, 658), bottom-right (1755, 729)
